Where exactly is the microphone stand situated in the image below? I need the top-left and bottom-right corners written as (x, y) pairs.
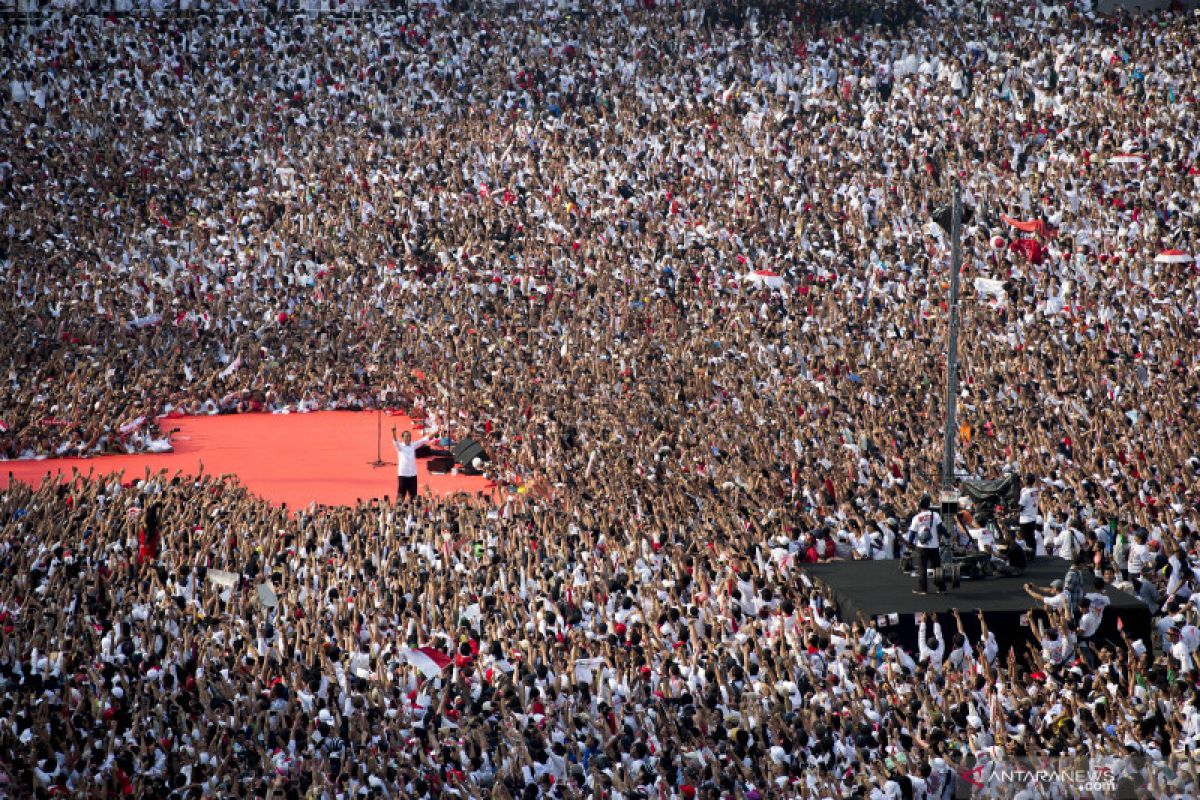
top-left (367, 383), bottom-right (391, 468)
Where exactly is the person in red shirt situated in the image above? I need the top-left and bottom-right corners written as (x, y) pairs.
top-left (137, 504), bottom-right (161, 568)
top-left (799, 535), bottom-right (821, 564)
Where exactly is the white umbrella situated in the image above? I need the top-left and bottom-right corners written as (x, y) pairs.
top-left (743, 270), bottom-right (784, 289)
top-left (1107, 153), bottom-right (1144, 165)
top-left (1154, 249), bottom-right (1193, 264)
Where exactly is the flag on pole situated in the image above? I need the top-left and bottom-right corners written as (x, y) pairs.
top-left (398, 647), bottom-right (453, 678)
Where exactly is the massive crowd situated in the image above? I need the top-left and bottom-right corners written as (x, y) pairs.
top-left (3, 0), bottom-right (1200, 796)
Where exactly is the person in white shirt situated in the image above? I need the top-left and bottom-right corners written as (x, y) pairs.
top-left (1018, 474), bottom-right (1041, 555)
top-left (1166, 548), bottom-right (1196, 603)
top-left (1083, 576), bottom-right (1111, 615)
top-left (918, 614), bottom-right (946, 672)
top-left (1077, 598), bottom-right (1103, 647)
top-left (392, 425), bottom-right (432, 502)
top-left (908, 495), bottom-right (945, 594)
top-left (1169, 624), bottom-right (1200, 673)
top-left (1126, 530), bottom-right (1152, 577)
top-left (1051, 524), bottom-right (1083, 562)
top-left (1025, 579), bottom-right (1070, 612)
top-left (870, 518), bottom-right (896, 560)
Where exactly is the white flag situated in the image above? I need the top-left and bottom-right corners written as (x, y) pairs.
top-left (219, 355), bottom-right (242, 379)
top-left (973, 278), bottom-right (1007, 300)
top-left (574, 658), bottom-right (606, 683)
top-left (207, 569), bottom-right (238, 588)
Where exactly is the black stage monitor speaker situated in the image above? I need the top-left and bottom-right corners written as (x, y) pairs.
top-left (427, 455), bottom-right (454, 474)
top-left (452, 438), bottom-right (487, 467)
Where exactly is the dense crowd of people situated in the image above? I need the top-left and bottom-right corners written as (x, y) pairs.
top-left (3, 0), bottom-right (1200, 796)
top-left (5, 470), bottom-right (1200, 799)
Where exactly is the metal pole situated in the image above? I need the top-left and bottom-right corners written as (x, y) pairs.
top-left (941, 184), bottom-right (963, 540)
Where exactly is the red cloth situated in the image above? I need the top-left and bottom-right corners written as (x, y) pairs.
top-left (1008, 238), bottom-right (1046, 265)
top-left (137, 528), bottom-right (159, 565)
top-left (1001, 213), bottom-right (1057, 239)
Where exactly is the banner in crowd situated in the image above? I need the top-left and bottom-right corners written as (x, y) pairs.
top-left (1000, 214), bottom-right (1057, 239)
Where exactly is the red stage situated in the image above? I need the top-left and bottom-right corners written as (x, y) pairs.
top-left (1, 412), bottom-right (493, 510)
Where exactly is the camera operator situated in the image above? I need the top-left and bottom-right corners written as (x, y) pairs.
top-left (908, 495), bottom-right (947, 594)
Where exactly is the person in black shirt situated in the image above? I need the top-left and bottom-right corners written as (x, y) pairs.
top-left (1005, 533), bottom-right (1028, 574)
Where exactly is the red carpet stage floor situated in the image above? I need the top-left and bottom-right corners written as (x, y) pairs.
top-left (1, 412), bottom-right (493, 509)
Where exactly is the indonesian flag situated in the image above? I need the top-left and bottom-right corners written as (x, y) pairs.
top-left (0, 420), bottom-right (7, 433)
top-left (1154, 249), bottom-right (1192, 264)
top-left (743, 269), bottom-right (784, 289)
top-left (398, 647), bottom-right (452, 678)
top-left (1000, 213), bottom-right (1057, 239)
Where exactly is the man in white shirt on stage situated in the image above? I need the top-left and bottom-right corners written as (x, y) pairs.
top-left (392, 425), bottom-right (432, 502)
top-left (908, 495), bottom-right (946, 595)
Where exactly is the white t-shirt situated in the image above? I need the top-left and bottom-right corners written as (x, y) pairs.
top-left (871, 527), bottom-right (895, 560)
top-left (1019, 487), bottom-right (1041, 524)
top-left (1126, 542), bottom-right (1152, 576)
top-left (909, 510), bottom-right (943, 549)
top-left (971, 527), bottom-right (996, 552)
top-left (1078, 609), bottom-right (1102, 639)
top-left (1052, 527), bottom-right (1083, 561)
top-left (394, 438), bottom-right (430, 477)
top-left (1042, 591), bottom-right (1068, 610)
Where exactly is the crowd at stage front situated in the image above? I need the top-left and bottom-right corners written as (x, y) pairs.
top-left (3, 0), bottom-right (1200, 796)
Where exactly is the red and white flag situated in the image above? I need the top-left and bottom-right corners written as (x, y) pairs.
top-left (1154, 249), bottom-right (1192, 264)
top-left (398, 647), bottom-right (452, 678)
top-left (1000, 213), bottom-right (1057, 240)
top-left (0, 420), bottom-right (8, 433)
